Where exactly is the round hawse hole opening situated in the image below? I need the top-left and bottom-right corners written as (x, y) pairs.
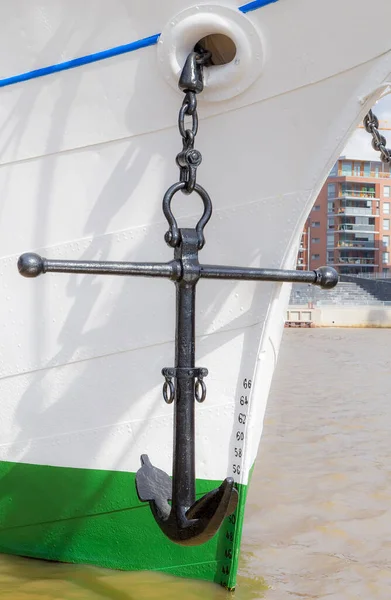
top-left (195, 34), bottom-right (236, 66)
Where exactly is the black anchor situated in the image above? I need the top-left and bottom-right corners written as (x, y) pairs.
top-left (17, 51), bottom-right (338, 546)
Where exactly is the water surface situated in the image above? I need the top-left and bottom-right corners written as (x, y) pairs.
top-left (1, 329), bottom-right (390, 599)
top-left (242, 328), bottom-right (391, 600)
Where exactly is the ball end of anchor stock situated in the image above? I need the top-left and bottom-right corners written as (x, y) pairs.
top-left (314, 266), bottom-right (339, 289)
top-left (17, 253), bottom-right (45, 278)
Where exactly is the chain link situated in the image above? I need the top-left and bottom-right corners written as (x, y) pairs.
top-left (176, 92), bottom-right (201, 194)
top-left (363, 109), bottom-right (391, 164)
top-left (175, 49), bottom-right (211, 195)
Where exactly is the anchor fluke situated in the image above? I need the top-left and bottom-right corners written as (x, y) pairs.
top-left (186, 478), bottom-right (238, 521)
top-left (136, 454), bottom-right (172, 519)
top-left (18, 253), bottom-right (45, 278)
top-left (136, 456), bottom-right (238, 546)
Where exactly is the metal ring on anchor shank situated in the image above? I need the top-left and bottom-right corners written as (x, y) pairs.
top-left (163, 379), bottom-right (175, 404)
top-left (194, 377), bottom-right (207, 403)
top-left (162, 181), bottom-right (213, 249)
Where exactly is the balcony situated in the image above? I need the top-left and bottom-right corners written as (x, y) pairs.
top-left (341, 192), bottom-right (377, 200)
top-left (336, 224), bottom-right (377, 233)
top-left (337, 169), bottom-right (390, 179)
top-left (335, 242), bottom-right (378, 250)
top-left (331, 258), bottom-right (378, 266)
top-left (331, 207), bottom-right (376, 217)
top-left (329, 192), bottom-right (378, 201)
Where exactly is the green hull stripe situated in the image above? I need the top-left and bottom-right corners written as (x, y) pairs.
top-left (0, 460), bottom-right (249, 589)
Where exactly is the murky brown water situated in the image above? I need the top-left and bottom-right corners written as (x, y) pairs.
top-left (1, 329), bottom-right (391, 599)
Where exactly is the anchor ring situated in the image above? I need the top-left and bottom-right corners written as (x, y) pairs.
top-left (163, 181), bottom-right (213, 249)
top-left (163, 378), bottom-right (175, 404)
top-left (194, 377), bottom-right (207, 403)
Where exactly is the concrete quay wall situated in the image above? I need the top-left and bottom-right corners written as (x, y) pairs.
top-left (287, 305), bottom-right (391, 328)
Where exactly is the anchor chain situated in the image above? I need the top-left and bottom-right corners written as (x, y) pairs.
top-left (363, 109), bottom-right (391, 163)
top-left (176, 48), bottom-right (211, 195)
top-left (164, 49), bottom-right (213, 250)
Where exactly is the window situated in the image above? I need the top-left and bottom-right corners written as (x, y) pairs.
top-left (327, 184), bottom-right (336, 198)
top-left (327, 234), bottom-right (334, 247)
top-left (313, 205), bottom-right (320, 211)
top-left (311, 238), bottom-right (320, 243)
top-left (384, 202), bottom-right (390, 215)
top-left (328, 218), bottom-right (335, 229)
top-left (328, 202), bottom-right (334, 214)
top-left (330, 162), bottom-right (338, 177)
top-left (327, 251), bottom-right (334, 263)
top-left (382, 252), bottom-right (389, 264)
top-left (384, 186), bottom-right (390, 198)
top-left (353, 162), bottom-right (361, 176)
top-left (384, 219), bottom-right (390, 231)
top-left (383, 235), bottom-right (390, 248)
top-left (311, 254), bottom-right (320, 260)
top-left (364, 162), bottom-right (370, 176)
top-left (341, 161), bottom-right (352, 175)
top-left (312, 221), bottom-right (320, 228)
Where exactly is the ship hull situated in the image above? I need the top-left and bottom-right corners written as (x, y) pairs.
top-left (0, 0), bottom-right (391, 589)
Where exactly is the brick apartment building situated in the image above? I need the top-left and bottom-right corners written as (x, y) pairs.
top-left (297, 157), bottom-right (391, 274)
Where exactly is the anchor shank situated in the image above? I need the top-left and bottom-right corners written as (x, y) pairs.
top-left (172, 280), bottom-right (197, 513)
top-left (170, 228), bottom-right (201, 517)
